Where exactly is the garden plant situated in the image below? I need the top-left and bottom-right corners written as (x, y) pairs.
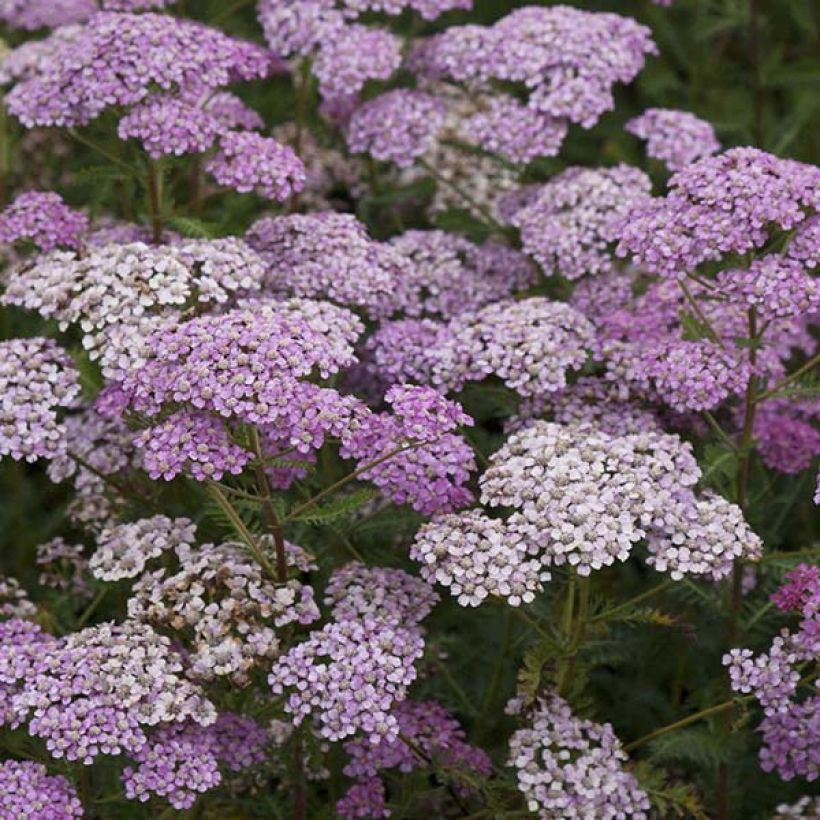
top-left (0, 0), bottom-right (817, 817)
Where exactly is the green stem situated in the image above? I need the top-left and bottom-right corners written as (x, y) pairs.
top-left (756, 352), bottom-right (820, 402)
top-left (249, 427), bottom-right (289, 583)
top-left (206, 481), bottom-right (279, 581)
top-left (679, 280), bottom-right (725, 349)
top-left (556, 574), bottom-right (576, 695)
top-left (77, 587), bottom-right (107, 628)
top-left (590, 580), bottom-right (673, 624)
top-left (68, 129), bottom-right (135, 175)
top-left (147, 159), bottom-right (164, 244)
top-left (625, 696), bottom-right (752, 753)
top-left (701, 411), bottom-right (739, 453)
top-left (284, 438), bottom-right (436, 523)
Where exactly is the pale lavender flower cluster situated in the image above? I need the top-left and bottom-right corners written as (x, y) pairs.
top-left (507, 692), bottom-right (650, 819)
top-left (114, 299), bottom-right (362, 421)
top-left (90, 515), bottom-right (196, 581)
top-left (0, 337), bottom-right (80, 463)
top-left (8, 621), bottom-right (216, 763)
top-left (406, 4), bottom-right (655, 163)
top-left (464, 95), bottom-right (568, 164)
top-left (775, 797), bottom-right (820, 818)
top-left (754, 400), bottom-right (820, 475)
top-left (0, 191), bottom-right (88, 251)
top-left (0, 620), bottom-right (58, 724)
top-left (339, 385), bottom-right (476, 515)
top-left (3, 238), bottom-right (268, 379)
top-left (135, 411), bottom-right (253, 482)
top-left (121, 712), bottom-right (269, 809)
top-left (368, 298), bottom-right (594, 398)
top-left (626, 108), bottom-right (720, 171)
top-left (129, 540), bottom-right (319, 683)
top-left (246, 212), bottom-right (406, 318)
top-left (312, 25), bottom-right (401, 100)
top-left (387, 230), bottom-right (536, 318)
top-left (507, 165), bottom-right (652, 279)
top-left (410, 509), bottom-right (550, 607)
top-left (617, 148), bottom-right (820, 277)
top-left (716, 255), bottom-right (820, 321)
top-left (338, 699), bottom-right (492, 819)
top-left (117, 96), bottom-right (224, 159)
top-left (5, 12), bottom-right (273, 128)
top-left (206, 131), bottom-right (306, 202)
top-left (725, 567), bottom-right (819, 781)
top-left (413, 420), bottom-right (761, 604)
top-left (0, 760), bottom-right (83, 819)
top-left (0, 0), bottom-right (95, 30)
top-left (347, 90), bottom-right (446, 168)
top-left (269, 617), bottom-right (424, 743)
top-left (324, 562), bottom-right (439, 626)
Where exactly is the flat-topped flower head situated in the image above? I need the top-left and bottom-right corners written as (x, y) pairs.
top-left (206, 131), bottom-right (306, 201)
top-left (508, 692), bottom-right (650, 819)
top-left (0, 191), bottom-right (88, 251)
top-left (347, 90), bottom-right (446, 168)
top-left (325, 562), bottom-right (439, 626)
top-left (0, 0), bottom-right (95, 30)
top-left (312, 25), bottom-right (401, 100)
top-left (617, 148), bottom-right (820, 277)
top-left (0, 337), bottom-right (80, 463)
top-left (118, 96), bottom-right (225, 158)
top-left (128, 540), bottom-right (319, 683)
top-left (90, 515), bottom-right (196, 581)
top-left (626, 108), bottom-right (719, 171)
top-left (0, 760), bottom-right (83, 818)
top-left (10, 621), bottom-right (216, 764)
top-left (509, 165), bottom-right (652, 280)
top-left (6, 12), bottom-right (273, 128)
top-left (269, 617), bottom-right (424, 743)
top-left (246, 212), bottom-right (407, 318)
top-left (116, 299), bottom-right (363, 421)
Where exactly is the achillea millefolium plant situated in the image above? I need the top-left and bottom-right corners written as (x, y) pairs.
top-left (0, 0), bottom-right (817, 818)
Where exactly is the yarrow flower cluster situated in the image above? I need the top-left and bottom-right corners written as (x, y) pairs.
top-left (269, 617), bottom-right (424, 743)
top-left (507, 165), bottom-right (652, 279)
top-left (507, 692), bottom-right (650, 819)
top-left (121, 713), bottom-right (270, 809)
top-left (617, 148), bottom-right (820, 277)
top-left (413, 420), bottom-right (762, 605)
top-left (205, 131), bottom-right (306, 201)
top-left (347, 90), bottom-right (446, 168)
top-left (0, 760), bottom-right (83, 819)
top-left (8, 621), bottom-right (215, 763)
top-left (129, 539), bottom-right (319, 683)
top-left (4, 12), bottom-right (273, 128)
top-left (90, 515), bottom-right (196, 581)
top-left (0, 577), bottom-right (37, 619)
top-left (339, 385), bottom-right (476, 515)
top-left (338, 699), bottom-right (492, 819)
top-left (0, 191), bottom-right (88, 251)
top-left (36, 538), bottom-right (91, 599)
top-left (0, 337), bottom-right (80, 462)
top-left (3, 238), bottom-right (268, 379)
top-left (724, 565), bottom-right (819, 781)
top-left (626, 108), bottom-right (720, 171)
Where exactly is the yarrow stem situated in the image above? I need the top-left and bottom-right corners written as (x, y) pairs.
top-left (146, 159), bottom-right (164, 245)
top-left (756, 351), bottom-right (820, 401)
top-left (248, 426), bottom-right (289, 583)
top-left (205, 480), bottom-right (279, 582)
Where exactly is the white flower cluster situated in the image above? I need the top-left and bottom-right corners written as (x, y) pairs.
top-left (3, 239), bottom-right (266, 378)
top-left (90, 515), bottom-right (197, 581)
top-left (128, 540), bottom-right (320, 684)
top-left (412, 420), bottom-right (762, 605)
top-left (410, 510), bottom-right (549, 607)
top-left (507, 693), bottom-right (650, 819)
